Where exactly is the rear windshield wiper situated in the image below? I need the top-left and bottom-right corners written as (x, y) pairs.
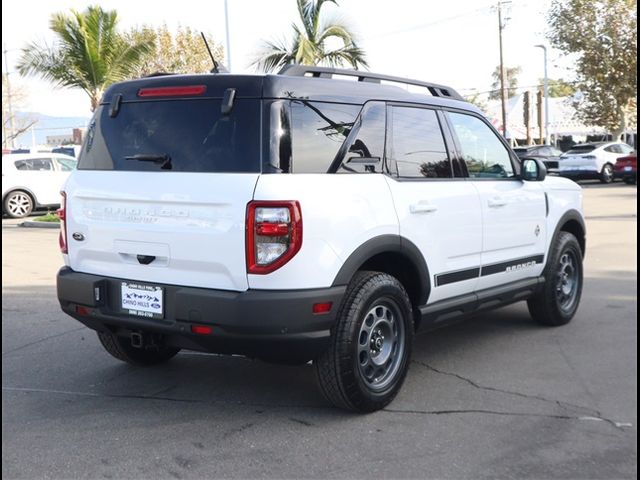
top-left (125, 154), bottom-right (172, 170)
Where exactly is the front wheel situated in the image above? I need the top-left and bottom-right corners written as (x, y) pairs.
top-left (4, 191), bottom-right (34, 218)
top-left (314, 271), bottom-right (414, 412)
top-left (528, 231), bottom-right (583, 326)
top-left (600, 163), bottom-right (614, 184)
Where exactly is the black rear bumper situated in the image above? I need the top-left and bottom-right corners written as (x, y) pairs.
top-left (56, 267), bottom-right (345, 360)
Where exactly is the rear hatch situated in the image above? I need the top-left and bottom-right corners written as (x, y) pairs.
top-left (64, 75), bottom-right (263, 291)
top-left (560, 145), bottom-right (598, 170)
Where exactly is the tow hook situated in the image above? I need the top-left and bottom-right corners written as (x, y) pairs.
top-left (130, 331), bottom-right (162, 350)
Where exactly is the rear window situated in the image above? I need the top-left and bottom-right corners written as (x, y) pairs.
top-left (78, 99), bottom-right (261, 172)
top-left (566, 145), bottom-right (596, 154)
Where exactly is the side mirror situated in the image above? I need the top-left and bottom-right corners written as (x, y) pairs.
top-left (521, 157), bottom-right (547, 181)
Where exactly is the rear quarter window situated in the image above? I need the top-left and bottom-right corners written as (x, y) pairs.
top-left (289, 101), bottom-right (360, 173)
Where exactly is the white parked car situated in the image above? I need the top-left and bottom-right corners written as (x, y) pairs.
top-left (558, 141), bottom-right (635, 183)
top-left (2, 153), bottom-right (77, 218)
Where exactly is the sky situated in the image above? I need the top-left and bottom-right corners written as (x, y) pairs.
top-left (1, 0), bottom-right (573, 120)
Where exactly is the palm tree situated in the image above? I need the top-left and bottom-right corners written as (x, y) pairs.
top-left (17, 6), bottom-right (152, 112)
top-left (253, 0), bottom-right (368, 72)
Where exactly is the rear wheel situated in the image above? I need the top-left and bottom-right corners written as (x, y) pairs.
top-left (4, 191), bottom-right (34, 218)
top-left (97, 330), bottom-right (180, 366)
top-left (600, 163), bottom-right (614, 183)
top-left (314, 271), bottom-right (413, 412)
top-left (528, 231), bottom-right (583, 326)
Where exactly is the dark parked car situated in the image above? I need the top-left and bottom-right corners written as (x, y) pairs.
top-left (614, 152), bottom-right (637, 184)
top-left (513, 145), bottom-right (563, 172)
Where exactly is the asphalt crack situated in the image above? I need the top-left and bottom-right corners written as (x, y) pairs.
top-left (411, 360), bottom-right (628, 430)
top-left (2, 327), bottom-right (86, 357)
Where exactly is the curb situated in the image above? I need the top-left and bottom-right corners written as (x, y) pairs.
top-left (20, 221), bottom-right (60, 229)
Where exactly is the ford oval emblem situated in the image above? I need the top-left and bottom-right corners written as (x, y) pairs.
top-left (72, 232), bottom-right (85, 241)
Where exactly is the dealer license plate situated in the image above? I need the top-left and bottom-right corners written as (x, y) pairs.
top-left (121, 282), bottom-right (164, 319)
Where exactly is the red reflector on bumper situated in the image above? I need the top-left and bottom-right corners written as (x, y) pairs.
top-left (312, 302), bottom-right (333, 314)
top-left (191, 325), bottom-right (213, 335)
top-left (75, 306), bottom-right (92, 316)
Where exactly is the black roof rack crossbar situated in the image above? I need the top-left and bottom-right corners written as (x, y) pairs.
top-left (278, 64), bottom-right (464, 101)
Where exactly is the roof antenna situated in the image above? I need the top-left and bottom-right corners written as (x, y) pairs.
top-left (201, 32), bottom-right (228, 74)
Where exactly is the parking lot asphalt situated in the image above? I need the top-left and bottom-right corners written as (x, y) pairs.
top-left (2, 182), bottom-right (637, 480)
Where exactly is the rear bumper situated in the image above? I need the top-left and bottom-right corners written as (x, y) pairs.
top-left (56, 267), bottom-right (345, 360)
top-left (614, 169), bottom-right (636, 180)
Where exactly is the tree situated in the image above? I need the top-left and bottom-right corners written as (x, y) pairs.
top-left (252, 0), bottom-right (368, 72)
top-left (16, 5), bottom-right (153, 112)
top-left (547, 0), bottom-right (637, 140)
top-left (489, 66), bottom-right (521, 100)
top-left (2, 75), bottom-right (37, 149)
top-left (464, 91), bottom-right (489, 113)
top-left (126, 25), bottom-right (225, 78)
top-left (540, 78), bottom-right (577, 98)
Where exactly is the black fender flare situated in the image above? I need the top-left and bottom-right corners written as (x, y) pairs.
top-left (331, 234), bottom-right (430, 305)
top-left (550, 209), bottom-right (586, 259)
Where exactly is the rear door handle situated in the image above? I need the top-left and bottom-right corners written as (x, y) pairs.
top-left (488, 197), bottom-right (508, 208)
top-left (410, 203), bottom-right (438, 214)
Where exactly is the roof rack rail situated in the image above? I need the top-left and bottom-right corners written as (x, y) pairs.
top-left (278, 64), bottom-right (464, 101)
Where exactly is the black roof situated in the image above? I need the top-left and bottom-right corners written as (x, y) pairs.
top-left (101, 65), bottom-right (478, 114)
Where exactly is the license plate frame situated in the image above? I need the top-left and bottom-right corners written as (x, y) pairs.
top-left (121, 282), bottom-right (164, 319)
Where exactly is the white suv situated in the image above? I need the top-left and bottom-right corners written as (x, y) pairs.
top-left (558, 141), bottom-right (635, 183)
top-left (56, 66), bottom-right (586, 412)
top-left (2, 153), bottom-right (77, 218)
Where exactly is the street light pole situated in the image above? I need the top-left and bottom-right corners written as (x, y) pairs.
top-left (224, 0), bottom-right (232, 71)
top-left (535, 44), bottom-right (549, 145)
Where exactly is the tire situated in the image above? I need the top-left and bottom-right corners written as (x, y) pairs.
top-left (314, 271), bottom-right (414, 412)
top-left (97, 330), bottom-right (180, 366)
top-left (4, 191), bottom-right (34, 218)
top-left (528, 231), bottom-right (583, 326)
top-left (599, 163), bottom-right (614, 184)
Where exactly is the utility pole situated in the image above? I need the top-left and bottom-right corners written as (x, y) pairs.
top-left (497, 1), bottom-right (510, 139)
top-left (523, 91), bottom-right (531, 145)
top-left (3, 43), bottom-right (16, 149)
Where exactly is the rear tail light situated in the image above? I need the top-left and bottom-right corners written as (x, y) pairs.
top-left (57, 191), bottom-right (68, 254)
top-left (246, 201), bottom-right (302, 274)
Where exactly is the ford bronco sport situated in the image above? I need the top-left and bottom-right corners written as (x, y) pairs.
top-left (56, 65), bottom-right (585, 412)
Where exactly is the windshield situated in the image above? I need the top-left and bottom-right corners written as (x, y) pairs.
top-left (78, 98), bottom-right (261, 172)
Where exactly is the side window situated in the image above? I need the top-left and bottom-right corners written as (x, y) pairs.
top-left (290, 101), bottom-right (359, 173)
top-left (14, 158), bottom-right (53, 171)
top-left (539, 147), bottom-right (552, 156)
top-left (620, 144), bottom-right (634, 154)
top-left (448, 112), bottom-right (515, 179)
top-left (388, 106), bottom-right (452, 179)
top-left (550, 147), bottom-right (563, 156)
top-left (56, 158), bottom-right (77, 171)
top-left (338, 102), bottom-right (386, 174)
